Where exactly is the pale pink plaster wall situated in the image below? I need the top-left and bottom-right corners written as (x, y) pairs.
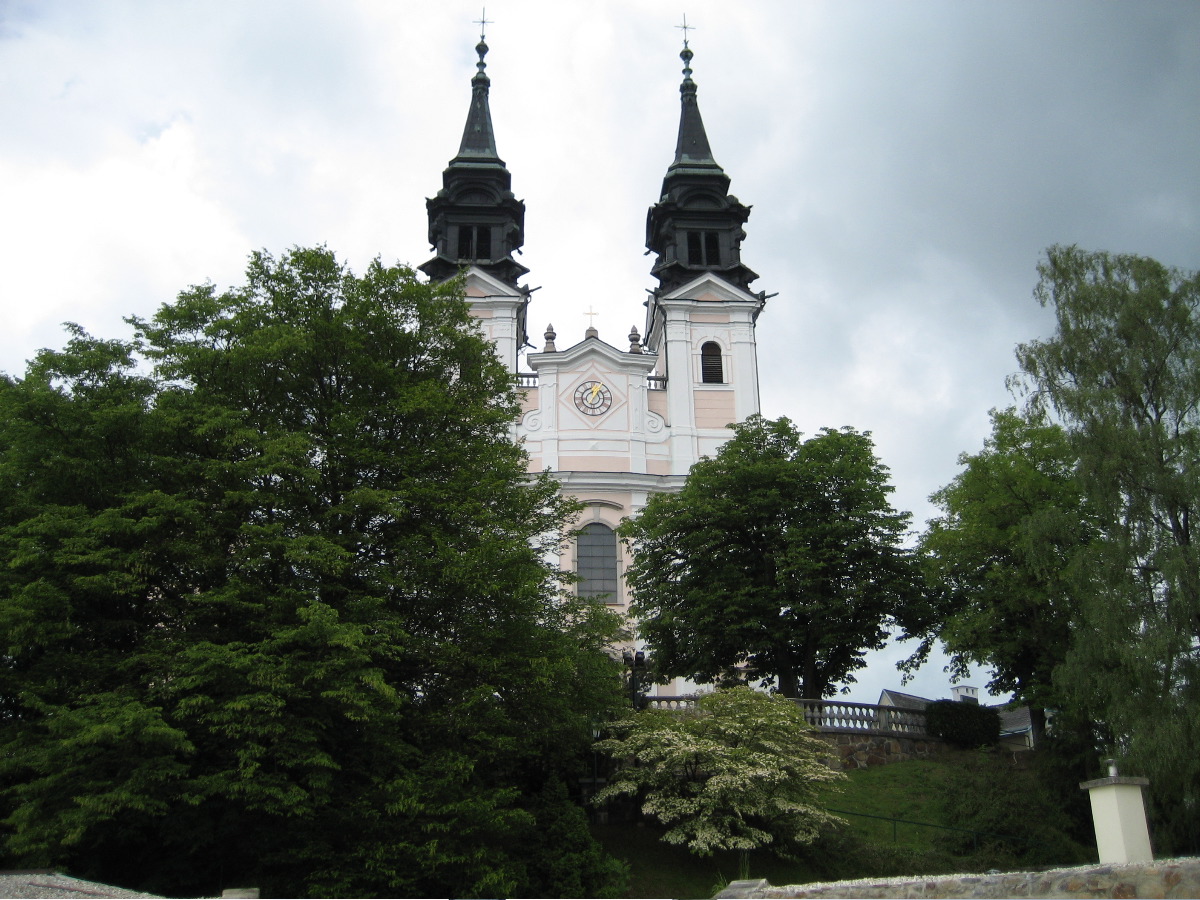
top-left (559, 454), bottom-right (631, 473)
top-left (694, 389), bottom-right (736, 429)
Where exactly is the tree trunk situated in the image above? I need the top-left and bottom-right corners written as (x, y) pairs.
top-left (777, 669), bottom-right (800, 699)
top-left (1029, 706), bottom-right (1047, 748)
top-left (799, 646), bottom-right (819, 700)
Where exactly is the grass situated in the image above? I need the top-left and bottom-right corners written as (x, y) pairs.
top-left (591, 821), bottom-right (826, 899)
top-left (816, 756), bottom-right (962, 850)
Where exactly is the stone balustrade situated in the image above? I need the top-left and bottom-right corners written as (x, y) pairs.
top-left (644, 696), bottom-right (698, 710)
top-left (640, 697), bottom-right (938, 769)
top-left (642, 698), bottom-right (928, 737)
top-left (794, 700), bottom-right (927, 737)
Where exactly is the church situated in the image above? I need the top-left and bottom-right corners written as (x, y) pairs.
top-left (418, 32), bottom-right (771, 651)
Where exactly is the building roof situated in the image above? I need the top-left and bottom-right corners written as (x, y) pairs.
top-left (454, 38), bottom-right (502, 165)
top-left (877, 689), bottom-right (931, 710)
top-left (670, 44), bottom-right (720, 173)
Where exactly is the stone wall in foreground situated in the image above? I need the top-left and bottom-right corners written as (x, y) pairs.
top-left (816, 732), bottom-right (949, 770)
top-left (714, 857), bottom-right (1200, 899)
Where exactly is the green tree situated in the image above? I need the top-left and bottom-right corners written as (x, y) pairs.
top-left (0, 248), bottom-right (625, 897)
top-left (1015, 245), bottom-right (1200, 853)
top-left (909, 407), bottom-right (1093, 744)
top-left (595, 687), bottom-right (843, 858)
top-left (621, 415), bottom-right (915, 699)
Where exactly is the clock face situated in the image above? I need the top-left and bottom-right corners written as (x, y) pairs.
top-left (574, 380), bottom-right (613, 416)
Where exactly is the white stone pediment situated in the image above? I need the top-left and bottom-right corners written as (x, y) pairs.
top-left (462, 266), bottom-right (524, 299)
top-left (661, 273), bottom-right (761, 305)
top-left (527, 334), bottom-right (657, 375)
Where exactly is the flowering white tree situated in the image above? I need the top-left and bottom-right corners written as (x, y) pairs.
top-left (595, 688), bottom-right (844, 858)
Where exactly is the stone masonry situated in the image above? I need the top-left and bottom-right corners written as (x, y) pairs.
top-left (816, 733), bottom-right (949, 771)
top-left (713, 857), bottom-right (1200, 899)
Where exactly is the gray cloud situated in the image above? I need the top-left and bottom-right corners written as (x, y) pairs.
top-left (2, 0), bottom-right (1196, 704)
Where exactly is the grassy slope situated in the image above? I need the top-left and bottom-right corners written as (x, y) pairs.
top-left (819, 756), bottom-right (959, 850)
top-left (592, 750), bottom-right (1086, 899)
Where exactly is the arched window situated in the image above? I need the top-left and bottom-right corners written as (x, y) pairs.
top-left (701, 341), bottom-right (724, 384)
top-left (577, 523), bottom-right (619, 603)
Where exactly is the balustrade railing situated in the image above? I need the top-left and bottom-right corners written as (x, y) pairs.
top-left (516, 372), bottom-right (538, 387)
top-left (639, 697), bottom-right (928, 737)
top-left (646, 375), bottom-right (667, 390)
top-left (643, 696), bottom-right (698, 711)
top-left (795, 699), bottom-right (927, 736)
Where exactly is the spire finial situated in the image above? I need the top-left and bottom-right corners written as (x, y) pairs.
top-left (677, 15), bottom-right (695, 81)
top-left (473, 9), bottom-right (492, 77)
top-left (475, 8), bottom-right (492, 42)
top-left (676, 14), bottom-right (694, 49)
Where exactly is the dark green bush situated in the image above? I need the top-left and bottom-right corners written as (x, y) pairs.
top-left (934, 750), bottom-right (1095, 867)
top-left (924, 700), bottom-right (1001, 748)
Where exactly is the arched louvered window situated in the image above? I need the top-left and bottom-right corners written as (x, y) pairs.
top-left (701, 341), bottom-right (724, 384)
top-left (577, 523), bottom-right (619, 603)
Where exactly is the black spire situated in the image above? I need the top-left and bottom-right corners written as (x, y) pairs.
top-left (646, 38), bottom-right (757, 294)
top-left (420, 30), bottom-right (528, 288)
top-left (456, 35), bottom-right (500, 161)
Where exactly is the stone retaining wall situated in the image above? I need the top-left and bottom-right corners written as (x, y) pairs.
top-left (714, 857), bottom-right (1200, 899)
top-left (817, 733), bottom-right (949, 770)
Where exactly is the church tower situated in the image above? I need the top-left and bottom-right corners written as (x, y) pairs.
top-left (423, 32), bottom-right (768, 648)
top-left (645, 43), bottom-right (758, 295)
top-left (420, 33), bottom-right (530, 372)
top-left (640, 40), bottom-right (767, 475)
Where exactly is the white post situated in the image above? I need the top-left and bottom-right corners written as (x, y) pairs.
top-left (1079, 759), bottom-right (1153, 864)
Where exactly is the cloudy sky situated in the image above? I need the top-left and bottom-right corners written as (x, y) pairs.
top-left (3, 1), bottom-right (1198, 704)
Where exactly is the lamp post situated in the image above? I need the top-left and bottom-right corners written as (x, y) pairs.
top-left (622, 649), bottom-right (646, 710)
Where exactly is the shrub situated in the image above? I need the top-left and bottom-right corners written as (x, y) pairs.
top-left (934, 750), bottom-right (1095, 867)
top-left (595, 688), bottom-right (844, 858)
top-left (924, 700), bottom-right (1001, 748)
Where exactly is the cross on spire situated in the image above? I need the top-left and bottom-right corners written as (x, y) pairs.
top-left (676, 14), bottom-right (694, 48)
top-left (474, 8), bottom-right (492, 41)
top-left (584, 306), bottom-right (600, 326)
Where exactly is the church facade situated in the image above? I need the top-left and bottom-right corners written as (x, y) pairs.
top-left (419, 35), bottom-right (770, 636)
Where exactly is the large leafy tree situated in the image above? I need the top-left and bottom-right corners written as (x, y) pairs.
top-left (0, 248), bottom-right (626, 897)
top-left (595, 687), bottom-right (843, 858)
top-left (1015, 245), bottom-right (1200, 853)
top-left (910, 407), bottom-right (1093, 744)
top-left (621, 415), bottom-right (915, 699)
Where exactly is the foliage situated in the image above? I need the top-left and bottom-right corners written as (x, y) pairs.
top-left (933, 750), bottom-right (1094, 868)
top-left (922, 700), bottom-right (1001, 749)
top-left (1015, 245), bottom-right (1200, 854)
top-left (0, 247), bottom-right (626, 897)
top-left (621, 415), bottom-right (916, 699)
top-left (594, 687), bottom-right (844, 858)
top-left (595, 749), bottom-right (1095, 897)
top-left (511, 779), bottom-right (630, 898)
top-left (908, 408), bottom-right (1092, 743)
